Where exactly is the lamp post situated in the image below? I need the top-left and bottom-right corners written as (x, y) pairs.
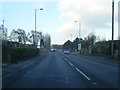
top-left (75, 20), bottom-right (81, 52)
top-left (75, 21), bottom-right (81, 39)
top-left (70, 34), bottom-right (72, 41)
top-left (34, 8), bottom-right (43, 47)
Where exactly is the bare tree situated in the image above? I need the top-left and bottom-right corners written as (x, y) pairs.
top-left (44, 33), bottom-right (51, 50)
top-left (9, 29), bottom-right (26, 44)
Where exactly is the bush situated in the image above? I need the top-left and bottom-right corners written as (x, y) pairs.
top-left (2, 45), bottom-right (12, 63)
top-left (12, 47), bottom-right (39, 61)
top-left (91, 42), bottom-right (110, 55)
top-left (2, 45), bottom-right (39, 63)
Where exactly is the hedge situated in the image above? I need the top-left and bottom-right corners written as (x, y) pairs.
top-left (2, 45), bottom-right (39, 63)
top-left (91, 42), bottom-right (110, 55)
top-left (12, 47), bottom-right (39, 61)
top-left (2, 45), bottom-right (12, 63)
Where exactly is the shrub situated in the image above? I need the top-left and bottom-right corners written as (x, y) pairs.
top-left (2, 45), bottom-right (12, 63)
top-left (2, 45), bottom-right (39, 63)
top-left (91, 42), bottom-right (110, 55)
top-left (12, 47), bottom-right (39, 61)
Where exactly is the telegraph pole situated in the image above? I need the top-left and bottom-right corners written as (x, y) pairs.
top-left (111, 0), bottom-right (114, 57)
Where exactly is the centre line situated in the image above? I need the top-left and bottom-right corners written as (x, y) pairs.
top-left (68, 61), bottom-right (73, 67)
top-left (75, 68), bottom-right (91, 81)
top-left (63, 57), bottom-right (91, 81)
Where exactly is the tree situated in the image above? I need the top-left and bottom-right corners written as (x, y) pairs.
top-left (72, 37), bottom-right (80, 51)
top-left (81, 33), bottom-right (97, 54)
top-left (9, 29), bottom-right (26, 44)
top-left (44, 33), bottom-right (51, 50)
top-left (63, 40), bottom-right (72, 50)
top-left (17, 29), bottom-right (26, 44)
top-left (9, 29), bottom-right (18, 42)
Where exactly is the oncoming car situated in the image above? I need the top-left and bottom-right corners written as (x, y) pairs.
top-left (63, 50), bottom-right (70, 54)
top-left (51, 49), bottom-right (56, 52)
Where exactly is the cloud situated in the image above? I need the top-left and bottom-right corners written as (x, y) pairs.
top-left (56, 0), bottom-right (119, 41)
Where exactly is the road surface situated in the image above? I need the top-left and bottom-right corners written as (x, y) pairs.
top-left (3, 51), bottom-right (119, 88)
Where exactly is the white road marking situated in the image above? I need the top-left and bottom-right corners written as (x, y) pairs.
top-left (68, 61), bottom-right (73, 67)
top-left (63, 57), bottom-right (68, 61)
top-left (75, 68), bottom-right (91, 81)
top-left (63, 57), bottom-right (91, 81)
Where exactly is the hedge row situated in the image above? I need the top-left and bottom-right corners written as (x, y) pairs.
top-left (2, 45), bottom-right (12, 63)
top-left (2, 45), bottom-right (39, 63)
top-left (12, 47), bottom-right (39, 61)
top-left (91, 42), bottom-right (110, 55)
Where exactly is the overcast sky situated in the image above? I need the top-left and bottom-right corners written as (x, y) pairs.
top-left (0, 0), bottom-right (119, 44)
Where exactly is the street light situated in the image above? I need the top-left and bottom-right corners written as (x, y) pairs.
top-left (34, 8), bottom-right (43, 47)
top-left (75, 20), bottom-right (81, 39)
top-left (75, 20), bottom-right (82, 52)
top-left (70, 34), bottom-right (72, 41)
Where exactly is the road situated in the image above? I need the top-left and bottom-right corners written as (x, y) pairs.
top-left (3, 51), bottom-right (119, 88)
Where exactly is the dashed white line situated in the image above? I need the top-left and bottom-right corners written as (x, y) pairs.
top-left (63, 57), bottom-right (73, 66)
top-left (63, 57), bottom-right (91, 81)
top-left (75, 68), bottom-right (91, 81)
top-left (68, 61), bottom-right (73, 67)
top-left (63, 57), bottom-right (68, 61)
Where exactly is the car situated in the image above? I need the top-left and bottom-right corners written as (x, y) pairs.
top-left (63, 50), bottom-right (70, 54)
top-left (51, 49), bottom-right (56, 52)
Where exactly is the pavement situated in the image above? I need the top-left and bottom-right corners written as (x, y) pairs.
top-left (2, 53), bottom-right (48, 87)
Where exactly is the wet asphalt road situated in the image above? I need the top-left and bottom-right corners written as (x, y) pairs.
top-left (3, 51), bottom-right (119, 88)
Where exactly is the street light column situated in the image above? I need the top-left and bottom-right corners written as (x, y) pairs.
top-left (78, 21), bottom-right (81, 39)
top-left (75, 21), bottom-right (81, 39)
top-left (75, 20), bottom-right (82, 52)
top-left (34, 8), bottom-right (43, 47)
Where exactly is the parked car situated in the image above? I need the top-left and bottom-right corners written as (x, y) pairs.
top-left (64, 50), bottom-right (70, 54)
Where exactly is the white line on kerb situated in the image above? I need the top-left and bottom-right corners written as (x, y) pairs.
top-left (75, 68), bottom-right (91, 81)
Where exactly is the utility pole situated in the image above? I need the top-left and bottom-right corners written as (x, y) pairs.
top-left (111, 0), bottom-right (114, 57)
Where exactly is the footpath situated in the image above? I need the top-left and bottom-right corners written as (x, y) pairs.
top-left (2, 55), bottom-right (40, 81)
top-left (2, 52), bottom-right (48, 88)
